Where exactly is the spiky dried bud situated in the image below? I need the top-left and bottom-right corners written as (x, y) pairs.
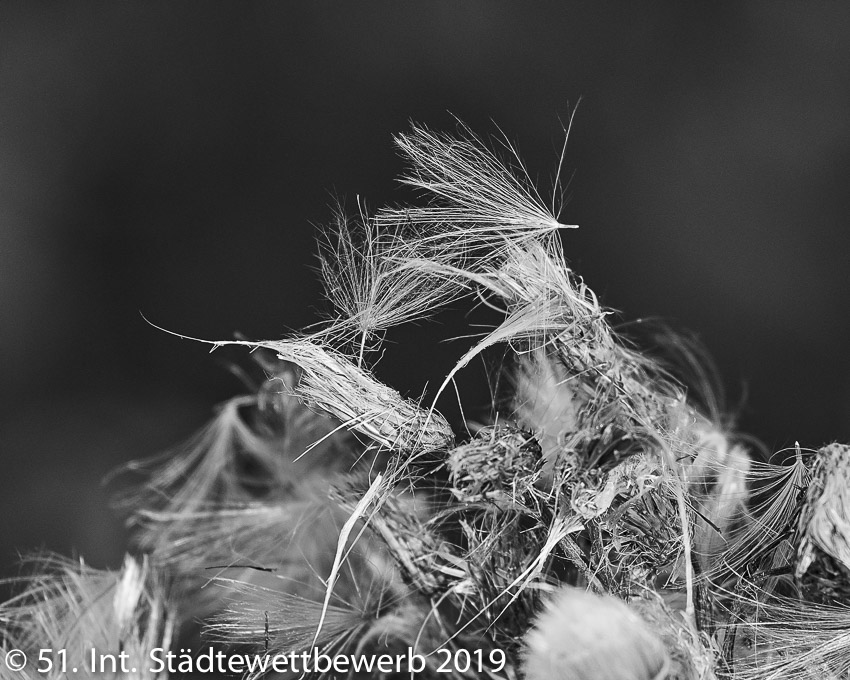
top-left (447, 425), bottom-right (542, 501)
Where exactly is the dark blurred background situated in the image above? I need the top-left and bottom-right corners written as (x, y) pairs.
top-left (2, 3), bottom-right (850, 580)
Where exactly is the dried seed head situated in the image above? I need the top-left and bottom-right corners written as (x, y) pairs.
top-left (331, 479), bottom-right (459, 597)
top-left (796, 443), bottom-right (850, 603)
top-left (448, 425), bottom-right (542, 501)
top-left (630, 595), bottom-right (718, 680)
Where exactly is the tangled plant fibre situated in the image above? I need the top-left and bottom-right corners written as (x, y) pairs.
top-left (2, 120), bottom-right (850, 680)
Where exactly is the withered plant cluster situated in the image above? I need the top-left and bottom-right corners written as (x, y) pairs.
top-left (2, 124), bottom-right (850, 680)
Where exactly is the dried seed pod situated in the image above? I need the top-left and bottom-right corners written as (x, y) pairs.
top-left (268, 340), bottom-right (455, 454)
